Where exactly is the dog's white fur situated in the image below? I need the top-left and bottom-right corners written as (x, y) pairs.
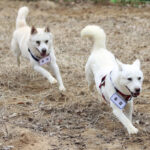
top-left (81, 25), bottom-right (143, 134)
top-left (11, 7), bottom-right (65, 91)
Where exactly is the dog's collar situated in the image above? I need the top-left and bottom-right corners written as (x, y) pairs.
top-left (28, 48), bottom-right (40, 62)
top-left (99, 71), bottom-right (132, 102)
top-left (109, 71), bottom-right (132, 102)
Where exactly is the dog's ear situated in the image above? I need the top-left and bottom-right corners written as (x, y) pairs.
top-left (45, 26), bottom-right (50, 33)
top-left (116, 59), bottom-right (123, 71)
top-left (31, 26), bottom-right (37, 35)
top-left (133, 59), bottom-right (140, 68)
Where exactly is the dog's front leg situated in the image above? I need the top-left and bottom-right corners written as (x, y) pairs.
top-left (34, 65), bottom-right (57, 84)
top-left (49, 62), bottom-right (66, 91)
top-left (111, 102), bottom-right (138, 134)
top-left (124, 100), bottom-right (133, 122)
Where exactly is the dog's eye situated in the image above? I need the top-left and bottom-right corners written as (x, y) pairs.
top-left (127, 78), bottom-right (132, 81)
top-left (36, 41), bottom-right (40, 45)
top-left (138, 77), bottom-right (141, 80)
top-left (45, 40), bottom-right (48, 44)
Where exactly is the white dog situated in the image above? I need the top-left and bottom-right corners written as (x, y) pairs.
top-left (81, 25), bottom-right (143, 134)
top-left (11, 7), bottom-right (65, 91)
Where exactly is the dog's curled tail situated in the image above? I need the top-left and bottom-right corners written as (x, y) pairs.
top-left (81, 25), bottom-right (106, 50)
top-left (16, 6), bottom-right (29, 29)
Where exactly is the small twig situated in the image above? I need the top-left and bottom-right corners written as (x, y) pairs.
top-left (0, 101), bottom-right (9, 137)
top-left (0, 113), bottom-right (9, 137)
top-left (91, 114), bottom-right (101, 125)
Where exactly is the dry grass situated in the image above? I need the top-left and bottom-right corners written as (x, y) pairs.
top-left (0, 0), bottom-right (150, 150)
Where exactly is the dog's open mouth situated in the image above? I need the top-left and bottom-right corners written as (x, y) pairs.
top-left (41, 52), bottom-right (47, 57)
top-left (131, 92), bottom-right (140, 97)
top-left (35, 48), bottom-right (48, 57)
top-left (126, 86), bottom-right (140, 97)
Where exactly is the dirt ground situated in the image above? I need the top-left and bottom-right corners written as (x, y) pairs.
top-left (0, 0), bottom-right (150, 150)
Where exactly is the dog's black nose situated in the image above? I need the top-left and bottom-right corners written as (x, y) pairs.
top-left (135, 88), bottom-right (140, 93)
top-left (42, 49), bottom-right (46, 53)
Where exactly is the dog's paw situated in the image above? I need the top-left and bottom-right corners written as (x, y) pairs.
top-left (128, 126), bottom-right (138, 134)
top-left (59, 85), bottom-right (66, 92)
top-left (50, 78), bottom-right (57, 84)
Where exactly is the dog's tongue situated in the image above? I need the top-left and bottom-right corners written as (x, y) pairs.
top-left (132, 92), bottom-right (140, 97)
top-left (41, 52), bottom-right (46, 57)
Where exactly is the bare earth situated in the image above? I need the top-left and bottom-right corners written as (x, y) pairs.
top-left (0, 0), bottom-right (150, 150)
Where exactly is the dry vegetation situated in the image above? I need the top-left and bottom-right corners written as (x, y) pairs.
top-left (0, 0), bottom-right (150, 150)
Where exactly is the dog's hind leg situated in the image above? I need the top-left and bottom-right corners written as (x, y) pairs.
top-left (87, 77), bottom-right (94, 91)
top-left (85, 65), bottom-right (94, 91)
top-left (11, 38), bottom-right (21, 66)
top-left (16, 54), bottom-right (21, 67)
top-left (124, 100), bottom-right (133, 122)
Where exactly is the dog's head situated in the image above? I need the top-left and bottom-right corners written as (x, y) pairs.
top-left (116, 59), bottom-right (144, 97)
top-left (28, 26), bottom-right (52, 57)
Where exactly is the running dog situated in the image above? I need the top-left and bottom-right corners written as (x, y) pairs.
top-left (81, 25), bottom-right (143, 134)
top-left (11, 7), bottom-right (65, 91)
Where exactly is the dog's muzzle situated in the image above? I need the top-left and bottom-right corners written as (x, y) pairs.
top-left (126, 86), bottom-right (140, 97)
top-left (36, 48), bottom-right (48, 57)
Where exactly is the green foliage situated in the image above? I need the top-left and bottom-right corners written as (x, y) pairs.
top-left (91, 0), bottom-right (109, 3)
top-left (14, 0), bottom-right (150, 4)
top-left (111, 0), bottom-right (150, 5)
